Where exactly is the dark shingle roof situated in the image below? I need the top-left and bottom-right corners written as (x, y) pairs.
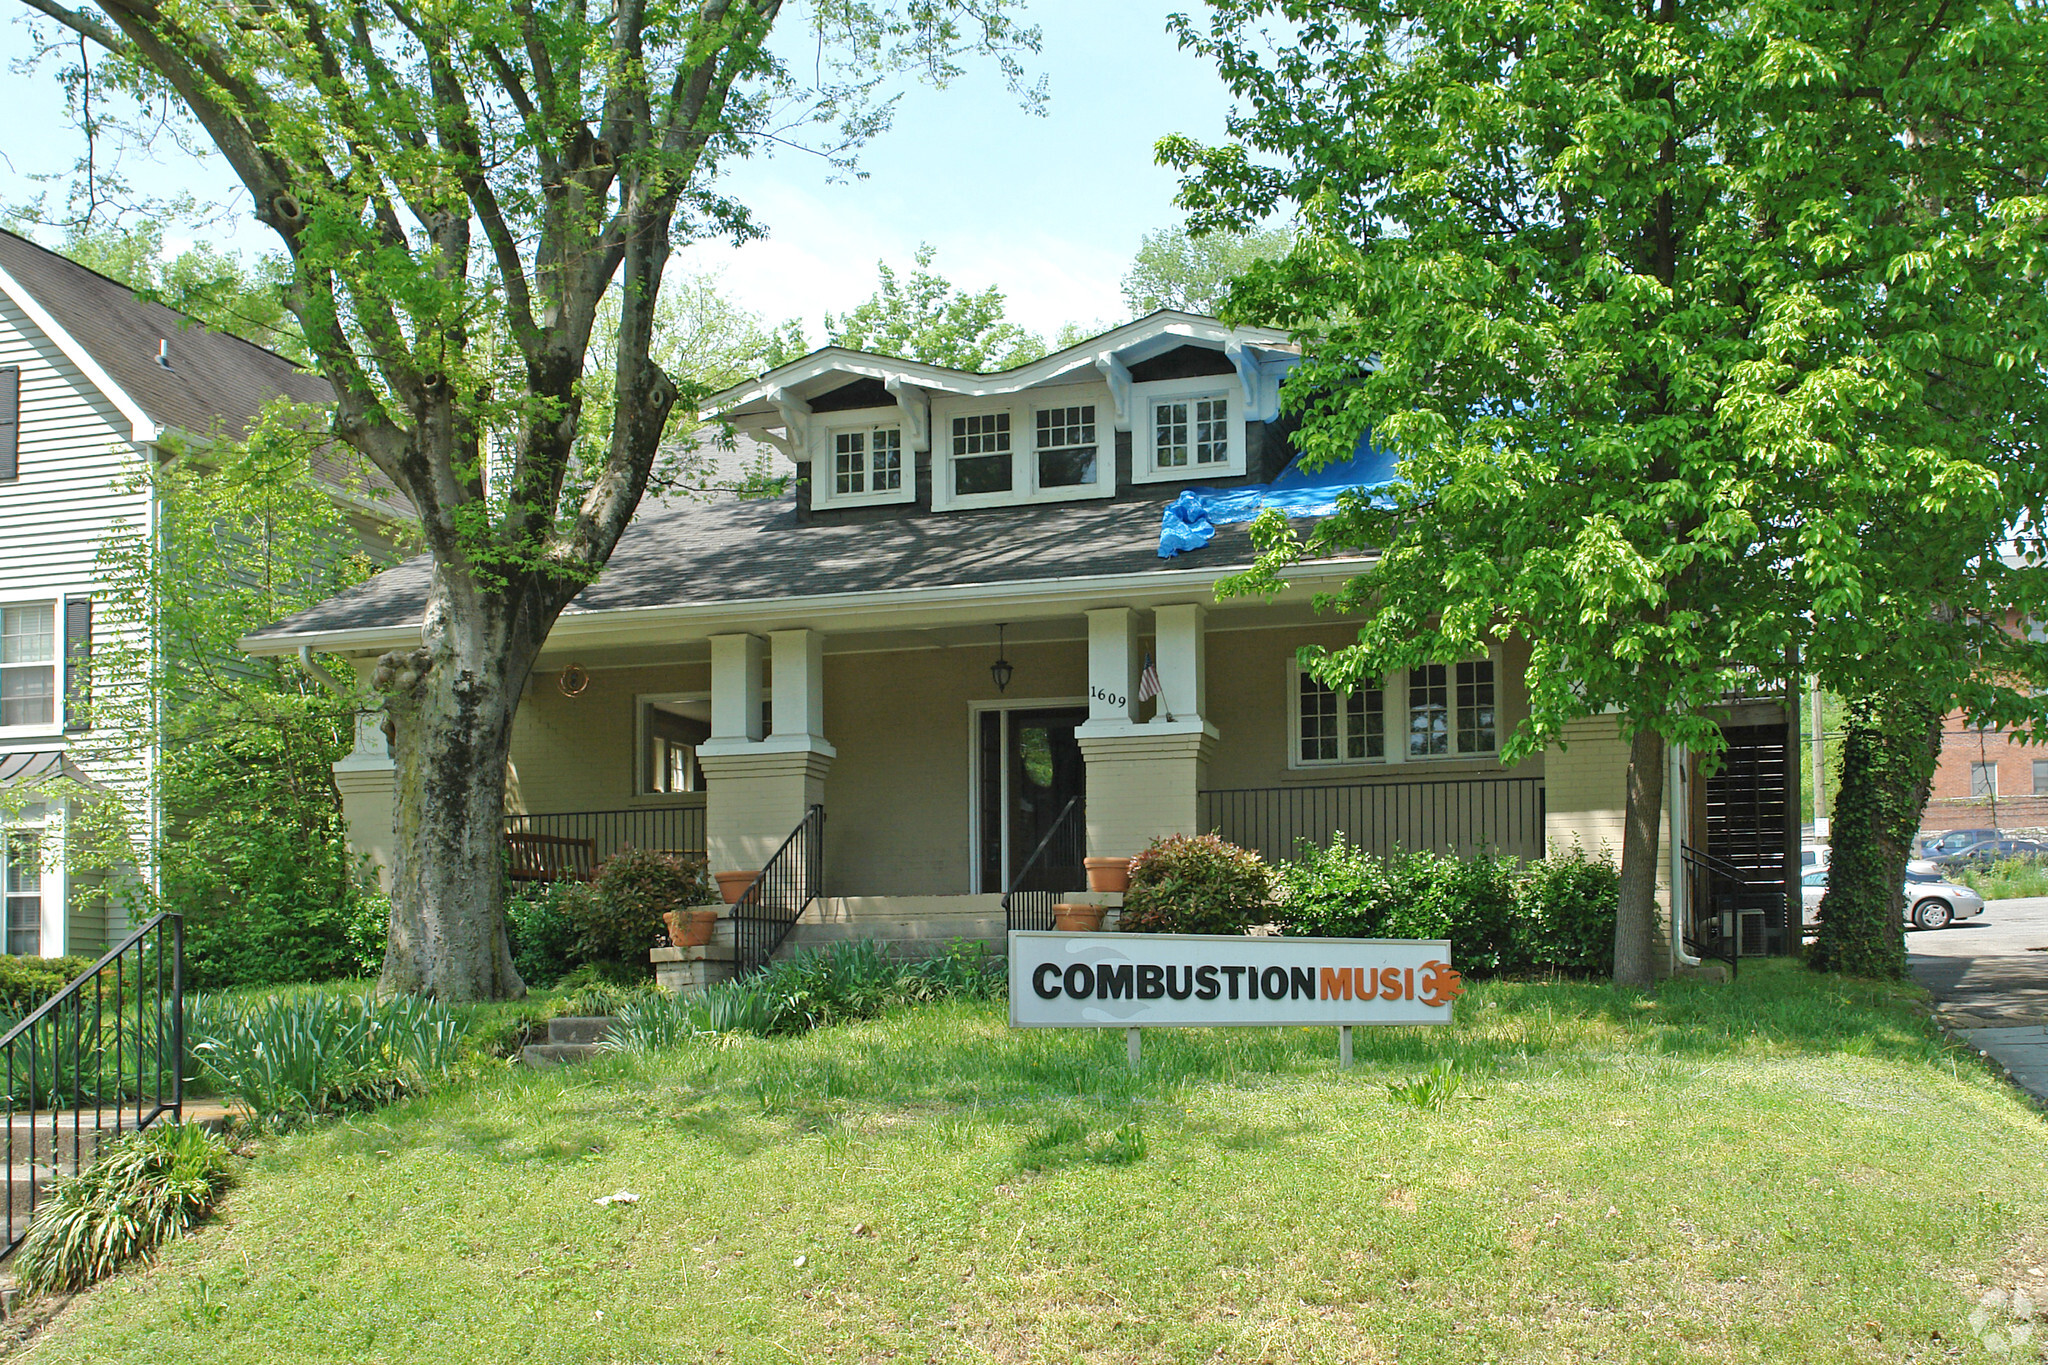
top-left (0, 228), bottom-right (403, 506)
top-left (245, 490), bottom-right (1297, 644)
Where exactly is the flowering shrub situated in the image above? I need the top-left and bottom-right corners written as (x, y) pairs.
top-left (1118, 833), bottom-right (1274, 935)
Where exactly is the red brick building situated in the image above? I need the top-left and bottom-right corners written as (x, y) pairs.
top-left (1923, 717), bottom-right (2048, 833)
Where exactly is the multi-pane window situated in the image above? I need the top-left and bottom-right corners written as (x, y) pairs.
top-left (1297, 669), bottom-right (1385, 765)
top-left (0, 603), bottom-right (55, 728)
top-left (1409, 663), bottom-right (1449, 758)
top-left (951, 413), bottom-right (1012, 496)
top-left (1035, 405), bottom-right (1097, 488)
top-left (2033, 759), bottom-right (2048, 795)
top-left (4, 833), bottom-right (38, 956)
top-left (1971, 761), bottom-right (1999, 798)
top-left (1407, 661), bottom-right (1498, 758)
top-left (1153, 396), bottom-right (1229, 469)
top-left (1455, 660), bottom-right (1496, 754)
top-left (830, 426), bottom-right (902, 497)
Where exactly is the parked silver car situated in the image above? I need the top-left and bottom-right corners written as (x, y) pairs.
top-left (1800, 870), bottom-right (1986, 930)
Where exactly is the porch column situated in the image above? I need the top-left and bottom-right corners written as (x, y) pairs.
top-left (1075, 605), bottom-right (1217, 862)
top-left (333, 707), bottom-right (398, 892)
top-left (698, 629), bottom-right (834, 875)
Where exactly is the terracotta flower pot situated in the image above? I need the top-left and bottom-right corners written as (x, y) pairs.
top-left (714, 870), bottom-right (759, 904)
top-left (1083, 857), bottom-right (1132, 894)
top-left (664, 908), bottom-right (720, 948)
top-left (1052, 902), bottom-right (1106, 933)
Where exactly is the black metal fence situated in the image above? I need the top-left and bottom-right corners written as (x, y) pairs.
top-left (731, 805), bottom-right (826, 977)
top-left (1003, 797), bottom-right (1086, 933)
top-left (2, 913), bottom-right (183, 1255)
top-left (503, 805), bottom-right (707, 871)
top-left (1199, 777), bottom-right (1546, 864)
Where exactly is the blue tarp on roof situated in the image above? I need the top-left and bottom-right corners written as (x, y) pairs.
top-left (1157, 431), bottom-right (1400, 558)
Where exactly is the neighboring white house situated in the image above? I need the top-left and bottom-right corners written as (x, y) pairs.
top-left (0, 227), bottom-right (404, 958)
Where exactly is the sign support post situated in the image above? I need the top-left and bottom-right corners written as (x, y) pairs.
top-left (1339, 1025), bottom-right (1353, 1070)
top-left (1127, 1027), bottom-right (1141, 1069)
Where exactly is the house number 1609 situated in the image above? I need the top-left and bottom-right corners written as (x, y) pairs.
top-left (1091, 686), bottom-right (1127, 708)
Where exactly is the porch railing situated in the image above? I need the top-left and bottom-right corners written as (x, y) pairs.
top-left (2, 912), bottom-right (183, 1256)
top-left (1002, 796), bottom-right (1086, 933)
top-left (503, 805), bottom-right (707, 881)
top-left (731, 805), bottom-right (825, 977)
top-left (1199, 777), bottom-right (1546, 863)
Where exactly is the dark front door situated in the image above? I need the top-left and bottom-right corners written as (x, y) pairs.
top-left (978, 707), bottom-right (1087, 895)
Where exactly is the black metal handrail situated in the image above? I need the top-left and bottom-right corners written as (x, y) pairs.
top-left (1, 912), bottom-right (183, 1256)
top-left (1680, 846), bottom-right (1755, 976)
top-left (1002, 796), bottom-right (1085, 934)
top-left (1200, 776), bottom-right (1545, 863)
top-left (730, 805), bottom-right (825, 976)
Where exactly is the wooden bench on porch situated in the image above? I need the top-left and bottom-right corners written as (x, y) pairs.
top-left (506, 831), bottom-right (599, 883)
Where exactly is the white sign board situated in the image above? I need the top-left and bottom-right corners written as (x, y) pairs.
top-left (1008, 931), bottom-right (1463, 1030)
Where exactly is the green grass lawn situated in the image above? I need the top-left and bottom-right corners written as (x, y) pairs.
top-left (22, 962), bottom-right (2048, 1364)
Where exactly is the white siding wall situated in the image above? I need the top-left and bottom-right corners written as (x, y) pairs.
top-left (0, 292), bottom-right (155, 956)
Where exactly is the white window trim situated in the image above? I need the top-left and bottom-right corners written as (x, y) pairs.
top-left (1285, 651), bottom-right (1504, 772)
top-left (1133, 373), bottom-right (1248, 485)
top-left (1287, 662), bottom-right (1389, 770)
top-left (0, 593), bottom-right (63, 738)
top-left (929, 393), bottom-right (1117, 512)
top-left (808, 409), bottom-right (914, 510)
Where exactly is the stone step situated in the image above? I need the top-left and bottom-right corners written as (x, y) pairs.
top-left (520, 1041), bottom-right (609, 1067)
top-left (547, 1015), bottom-right (618, 1046)
top-left (782, 915), bottom-right (1007, 944)
top-left (522, 1015), bottom-right (622, 1067)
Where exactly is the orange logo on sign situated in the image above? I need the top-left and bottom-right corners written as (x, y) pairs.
top-left (1418, 960), bottom-right (1464, 1007)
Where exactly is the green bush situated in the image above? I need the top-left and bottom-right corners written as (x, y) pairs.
top-left (1515, 845), bottom-right (1619, 974)
top-left (600, 940), bottom-right (1005, 1048)
top-left (13, 1120), bottom-right (232, 1296)
top-left (506, 882), bottom-right (580, 987)
top-left (0, 954), bottom-right (98, 1014)
top-left (1119, 833), bottom-right (1274, 935)
top-left (1273, 841), bottom-right (1619, 977)
top-left (187, 991), bottom-right (465, 1126)
top-left (567, 848), bottom-right (715, 968)
top-left (1380, 852), bottom-right (1523, 976)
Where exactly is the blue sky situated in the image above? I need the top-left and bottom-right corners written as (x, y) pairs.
top-left (0, 2), bottom-right (1246, 339)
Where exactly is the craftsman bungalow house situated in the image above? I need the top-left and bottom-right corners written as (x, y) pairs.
top-left (244, 311), bottom-right (1796, 974)
top-left (0, 227), bottom-right (404, 957)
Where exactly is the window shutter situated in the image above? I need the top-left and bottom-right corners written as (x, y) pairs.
top-left (0, 367), bottom-right (18, 482)
top-left (63, 596), bottom-right (91, 731)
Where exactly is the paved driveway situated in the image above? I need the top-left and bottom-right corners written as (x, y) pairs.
top-left (1909, 896), bottom-right (2048, 1103)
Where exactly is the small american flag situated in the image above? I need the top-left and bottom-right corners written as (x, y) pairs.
top-left (1137, 653), bottom-right (1162, 703)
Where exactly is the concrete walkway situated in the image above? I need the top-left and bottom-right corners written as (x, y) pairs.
top-left (1908, 896), bottom-right (2048, 1105)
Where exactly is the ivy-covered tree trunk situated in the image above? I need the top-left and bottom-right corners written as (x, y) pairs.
top-left (1808, 693), bottom-right (1942, 980)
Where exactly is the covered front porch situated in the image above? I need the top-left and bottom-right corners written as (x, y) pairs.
top-left (334, 589), bottom-right (1565, 951)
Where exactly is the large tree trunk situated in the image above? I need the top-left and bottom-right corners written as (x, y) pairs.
top-left (1808, 691), bottom-right (1941, 980)
top-left (374, 582), bottom-right (547, 1000)
top-left (1614, 725), bottom-right (1667, 988)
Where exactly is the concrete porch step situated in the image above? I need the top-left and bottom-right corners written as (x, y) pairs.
top-left (520, 1016), bottom-right (621, 1067)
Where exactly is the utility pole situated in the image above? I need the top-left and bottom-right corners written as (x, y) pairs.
top-left (1810, 680), bottom-right (1828, 840)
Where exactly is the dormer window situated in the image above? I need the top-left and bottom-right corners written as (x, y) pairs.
top-left (951, 413), bottom-right (1013, 497)
top-left (1035, 405), bottom-right (1097, 488)
top-left (1134, 374), bottom-right (1248, 483)
top-left (1154, 396), bottom-right (1228, 469)
top-left (811, 414), bottom-right (912, 508)
top-left (833, 426), bottom-right (901, 496)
